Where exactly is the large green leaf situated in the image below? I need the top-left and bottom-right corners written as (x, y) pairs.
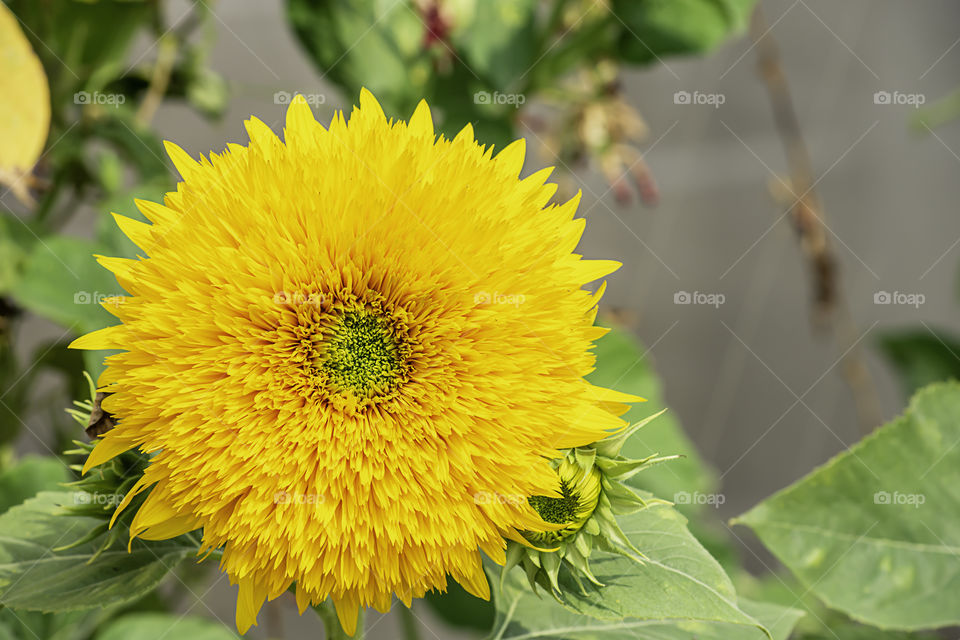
top-left (0, 608), bottom-right (111, 640)
top-left (612, 0), bottom-right (759, 65)
top-left (0, 456), bottom-right (69, 514)
top-left (0, 492), bottom-right (197, 612)
top-left (735, 382), bottom-right (960, 631)
top-left (492, 502), bottom-right (769, 638)
top-left (488, 596), bottom-right (800, 640)
top-left (9, 235), bottom-right (123, 333)
top-left (587, 325), bottom-right (715, 503)
top-left (878, 329), bottom-right (960, 396)
top-left (95, 613), bottom-right (238, 640)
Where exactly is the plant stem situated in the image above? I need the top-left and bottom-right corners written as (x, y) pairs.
top-left (311, 600), bottom-right (364, 640)
top-left (398, 605), bottom-right (422, 640)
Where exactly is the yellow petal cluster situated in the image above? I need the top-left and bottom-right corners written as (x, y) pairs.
top-left (72, 90), bottom-right (636, 634)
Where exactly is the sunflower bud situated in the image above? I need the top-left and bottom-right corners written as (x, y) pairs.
top-left (503, 410), bottom-right (678, 598)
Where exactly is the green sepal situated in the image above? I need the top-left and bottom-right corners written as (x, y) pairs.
top-left (593, 409), bottom-right (667, 458)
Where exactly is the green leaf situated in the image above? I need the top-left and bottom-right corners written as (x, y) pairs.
top-left (424, 577), bottom-right (495, 632)
top-left (488, 597), bottom-right (799, 639)
top-left (0, 211), bottom-right (38, 295)
top-left (612, 0), bottom-right (759, 65)
top-left (286, 0), bottom-right (431, 117)
top-left (94, 613), bottom-right (239, 640)
top-left (449, 0), bottom-right (537, 91)
top-left (878, 329), bottom-right (960, 396)
top-left (492, 502), bottom-right (770, 638)
top-left (0, 608), bottom-right (112, 640)
top-left (735, 382), bottom-right (960, 631)
top-left (587, 325), bottom-right (715, 504)
top-left (0, 456), bottom-right (69, 514)
top-left (0, 491), bottom-right (197, 612)
top-left (9, 235), bottom-right (122, 333)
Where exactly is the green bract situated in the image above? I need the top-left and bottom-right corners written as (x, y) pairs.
top-left (503, 410), bottom-right (678, 597)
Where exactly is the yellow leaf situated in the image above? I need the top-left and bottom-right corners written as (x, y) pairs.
top-left (0, 1), bottom-right (50, 195)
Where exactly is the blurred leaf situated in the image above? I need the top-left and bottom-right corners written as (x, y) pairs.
top-left (612, 0), bottom-right (759, 65)
top-left (424, 577), bottom-right (495, 632)
top-left (10, 234), bottom-right (123, 333)
top-left (88, 116), bottom-right (169, 183)
top-left (97, 179), bottom-right (168, 259)
top-left (0, 608), bottom-right (111, 640)
top-left (0, 0), bottom-right (50, 175)
top-left (0, 456), bottom-right (69, 514)
top-left (94, 613), bottom-right (238, 640)
top-left (5, 0), bottom-right (153, 104)
top-left (491, 502), bottom-right (771, 638)
top-left (878, 329), bottom-right (960, 396)
top-left (735, 382), bottom-right (960, 631)
top-left (0, 211), bottom-right (38, 295)
top-left (587, 325), bottom-right (716, 503)
top-left (287, 0), bottom-right (431, 117)
top-left (0, 491), bottom-right (196, 613)
top-left (449, 0), bottom-right (537, 91)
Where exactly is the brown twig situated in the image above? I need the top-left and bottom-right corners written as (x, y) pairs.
top-left (750, 7), bottom-right (883, 436)
top-left (136, 35), bottom-right (178, 128)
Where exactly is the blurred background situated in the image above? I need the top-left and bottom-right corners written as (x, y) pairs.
top-left (3, 0), bottom-right (960, 638)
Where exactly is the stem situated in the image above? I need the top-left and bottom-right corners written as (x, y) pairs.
top-left (750, 8), bottom-right (883, 436)
top-left (136, 35), bottom-right (178, 128)
top-left (311, 600), bottom-right (364, 640)
top-left (398, 605), bottom-right (422, 640)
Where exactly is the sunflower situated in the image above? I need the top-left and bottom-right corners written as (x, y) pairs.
top-left (71, 90), bottom-right (638, 635)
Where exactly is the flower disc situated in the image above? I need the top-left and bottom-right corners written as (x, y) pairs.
top-left (72, 90), bottom-right (638, 634)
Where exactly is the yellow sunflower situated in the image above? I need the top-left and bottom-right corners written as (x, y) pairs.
top-left (71, 90), bottom-right (638, 635)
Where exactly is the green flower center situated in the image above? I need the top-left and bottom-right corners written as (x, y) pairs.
top-left (528, 480), bottom-right (581, 525)
top-left (318, 310), bottom-right (405, 397)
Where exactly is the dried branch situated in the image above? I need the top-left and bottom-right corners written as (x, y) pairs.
top-left (750, 7), bottom-right (883, 436)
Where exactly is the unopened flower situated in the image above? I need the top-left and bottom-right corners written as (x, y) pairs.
top-left (504, 411), bottom-right (676, 597)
